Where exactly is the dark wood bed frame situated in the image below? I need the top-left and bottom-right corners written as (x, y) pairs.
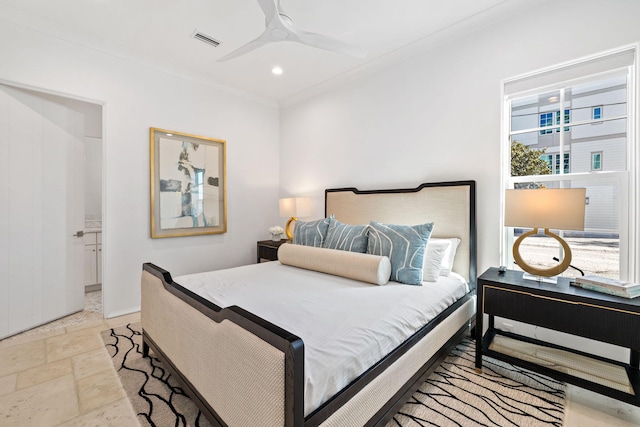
top-left (142, 180), bottom-right (477, 426)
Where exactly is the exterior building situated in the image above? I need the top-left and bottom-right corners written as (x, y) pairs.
top-left (509, 73), bottom-right (627, 232)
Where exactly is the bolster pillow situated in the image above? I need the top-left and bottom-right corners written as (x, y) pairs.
top-left (278, 243), bottom-right (391, 286)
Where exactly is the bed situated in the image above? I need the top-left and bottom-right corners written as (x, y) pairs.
top-left (141, 180), bottom-right (477, 427)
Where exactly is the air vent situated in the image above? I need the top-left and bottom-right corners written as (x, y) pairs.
top-left (192, 30), bottom-right (221, 48)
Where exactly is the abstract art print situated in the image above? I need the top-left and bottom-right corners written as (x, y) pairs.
top-left (150, 128), bottom-right (226, 238)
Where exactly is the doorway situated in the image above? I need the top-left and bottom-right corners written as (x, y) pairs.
top-left (0, 82), bottom-right (103, 339)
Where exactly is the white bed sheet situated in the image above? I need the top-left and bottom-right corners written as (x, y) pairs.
top-left (175, 261), bottom-right (468, 417)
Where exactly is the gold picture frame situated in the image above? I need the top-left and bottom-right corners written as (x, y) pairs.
top-left (150, 128), bottom-right (227, 238)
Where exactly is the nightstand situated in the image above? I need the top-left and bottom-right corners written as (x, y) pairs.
top-left (257, 239), bottom-right (288, 263)
top-left (476, 267), bottom-right (640, 406)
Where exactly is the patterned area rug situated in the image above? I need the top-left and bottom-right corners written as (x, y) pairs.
top-left (101, 323), bottom-right (565, 427)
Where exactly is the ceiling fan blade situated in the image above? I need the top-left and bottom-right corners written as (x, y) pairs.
top-left (256, 0), bottom-right (279, 21)
top-left (218, 0), bottom-right (365, 61)
top-left (291, 28), bottom-right (367, 59)
top-left (217, 31), bottom-right (270, 62)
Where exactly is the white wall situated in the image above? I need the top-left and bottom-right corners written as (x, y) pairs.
top-left (84, 137), bottom-right (102, 221)
top-left (280, 0), bottom-right (640, 276)
top-left (0, 19), bottom-right (280, 317)
top-left (280, 0), bottom-right (640, 361)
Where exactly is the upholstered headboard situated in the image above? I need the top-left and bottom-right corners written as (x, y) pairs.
top-left (325, 181), bottom-right (476, 288)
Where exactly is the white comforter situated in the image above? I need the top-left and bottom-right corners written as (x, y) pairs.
top-left (175, 261), bottom-right (468, 416)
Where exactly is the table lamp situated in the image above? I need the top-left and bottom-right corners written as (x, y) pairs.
top-left (504, 188), bottom-right (586, 280)
top-left (279, 197), bottom-right (312, 240)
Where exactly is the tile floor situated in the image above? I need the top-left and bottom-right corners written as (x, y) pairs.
top-left (1, 295), bottom-right (639, 426)
top-left (0, 293), bottom-right (139, 426)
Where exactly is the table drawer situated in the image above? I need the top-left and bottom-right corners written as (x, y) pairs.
top-left (258, 244), bottom-right (278, 261)
top-left (483, 285), bottom-right (640, 350)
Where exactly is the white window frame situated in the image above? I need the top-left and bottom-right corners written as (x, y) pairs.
top-left (500, 45), bottom-right (639, 282)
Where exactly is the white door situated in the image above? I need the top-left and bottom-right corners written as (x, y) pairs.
top-left (0, 84), bottom-right (85, 339)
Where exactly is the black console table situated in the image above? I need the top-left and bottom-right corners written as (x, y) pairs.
top-left (256, 239), bottom-right (287, 263)
top-left (476, 267), bottom-right (640, 406)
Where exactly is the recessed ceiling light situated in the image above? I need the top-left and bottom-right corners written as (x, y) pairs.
top-left (166, 133), bottom-right (173, 136)
top-left (272, 66), bottom-right (283, 75)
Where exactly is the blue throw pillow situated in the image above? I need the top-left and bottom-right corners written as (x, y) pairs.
top-left (292, 216), bottom-right (332, 247)
top-left (322, 218), bottom-right (369, 253)
top-left (367, 221), bottom-right (434, 285)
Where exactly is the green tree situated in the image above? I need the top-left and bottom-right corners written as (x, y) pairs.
top-left (511, 140), bottom-right (552, 177)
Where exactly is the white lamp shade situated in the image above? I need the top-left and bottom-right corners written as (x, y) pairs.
top-left (279, 197), bottom-right (312, 218)
top-left (505, 188), bottom-right (586, 231)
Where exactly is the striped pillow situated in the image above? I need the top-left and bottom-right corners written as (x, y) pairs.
top-left (292, 217), bottom-right (332, 247)
top-left (367, 221), bottom-right (434, 285)
top-left (322, 218), bottom-right (369, 253)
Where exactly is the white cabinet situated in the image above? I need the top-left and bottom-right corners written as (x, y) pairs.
top-left (84, 245), bottom-right (97, 285)
top-left (83, 232), bottom-right (102, 286)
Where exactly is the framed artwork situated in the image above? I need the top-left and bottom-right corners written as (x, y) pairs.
top-left (150, 128), bottom-right (227, 238)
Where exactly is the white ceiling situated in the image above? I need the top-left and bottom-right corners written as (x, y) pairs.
top-left (1, 0), bottom-right (538, 103)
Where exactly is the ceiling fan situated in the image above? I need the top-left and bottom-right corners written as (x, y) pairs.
top-left (217, 0), bottom-right (367, 62)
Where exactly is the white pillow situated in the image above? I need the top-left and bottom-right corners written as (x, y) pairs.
top-left (433, 237), bottom-right (461, 276)
top-left (423, 239), bottom-right (450, 282)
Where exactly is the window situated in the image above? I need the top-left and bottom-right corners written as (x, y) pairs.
top-left (539, 112), bottom-right (554, 134)
top-left (540, 153), bottom-right (571, 174)
top-left (556, 109), bottom-right (571, 132)
top-left (540, 154), bottom-right (553, 171)
top-left (563, 153), bottom-right (570, 174)
top-left (592, 152), bottom-right (603, 171)
top-left (593, 106), bottom-right (602, 120)
top-left (539, 110), bottom-right (570, 134)
top-left (504, 47), bottom-right (636, 281)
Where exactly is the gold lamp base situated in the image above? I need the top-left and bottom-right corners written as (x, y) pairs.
top-left (513, 228), bottom-right (572, 278)
top-left (285, 217), bottom-right (297, 240)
